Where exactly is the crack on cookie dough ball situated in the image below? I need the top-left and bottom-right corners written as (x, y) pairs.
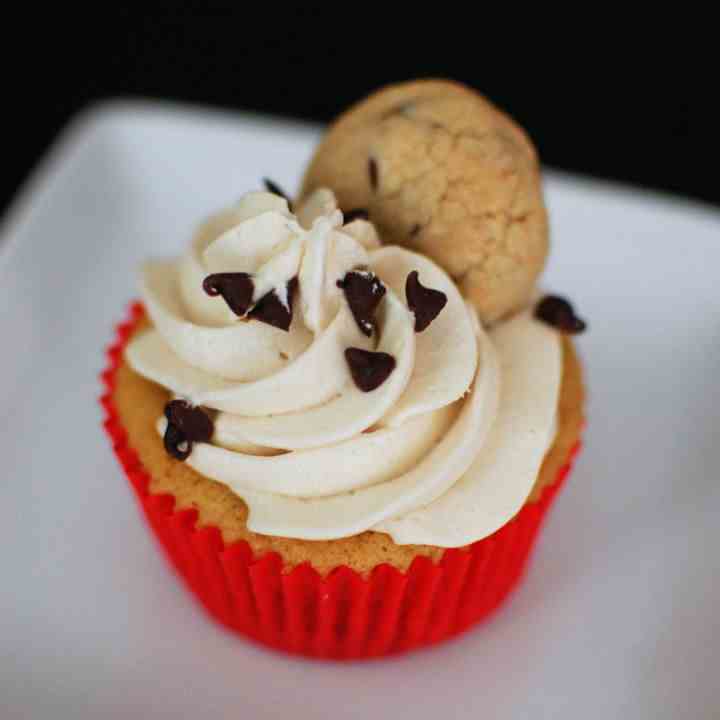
top-left (300, 79), bottom-right (549, 323)
top-left (379, 99), bottom-right (419, 121)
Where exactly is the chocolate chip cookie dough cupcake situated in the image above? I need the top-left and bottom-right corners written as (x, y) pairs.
top-left (101, 82), bottom-right (586, 660)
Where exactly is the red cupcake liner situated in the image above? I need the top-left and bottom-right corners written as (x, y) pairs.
top-left (100, 302), bottom-right (581, 660)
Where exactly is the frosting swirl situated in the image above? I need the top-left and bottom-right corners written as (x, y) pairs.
top-left (126, 189), bottom-right (562, 547)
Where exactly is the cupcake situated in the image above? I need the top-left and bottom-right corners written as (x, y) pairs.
top-left (101, 80), bottom-right (586, 659)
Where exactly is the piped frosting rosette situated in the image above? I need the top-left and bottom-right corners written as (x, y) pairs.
top-left (126, 189), bottom-right (562, 547)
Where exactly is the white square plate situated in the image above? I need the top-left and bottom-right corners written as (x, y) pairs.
top-left (1, 102), bottom-right (719, 720)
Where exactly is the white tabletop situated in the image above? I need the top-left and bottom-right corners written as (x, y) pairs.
top-left (1, 101), bottom-right (718, 720)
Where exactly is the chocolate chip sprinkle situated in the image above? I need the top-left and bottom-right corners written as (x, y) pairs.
top-left (248, 277), bottom-right (298, 331)
top-left (165, 400), bottom-right (214, 441)
top-left (262, 178), bottom-right (293, 211)
top-left (343, 208), bottom-right (370, 224)
top-left (405, 270), bottom-right (447, 333)
top-left (368, 157), bottom-right (379, 191)
top-left (163, 400), bottom-right (214, 461)
top-left (337, 270), bottom-right (386, 337)
top-left (345, 348), bottom-right (396, 392)
top-left (535, 295), bottom-right (587, 334)
top-left (203, 272), bottom-right (255, 317)
top-left (163, 422), bottom-right (191, 461)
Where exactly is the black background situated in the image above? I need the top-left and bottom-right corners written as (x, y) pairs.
top-left (4, 11), bottom-right (717, 214)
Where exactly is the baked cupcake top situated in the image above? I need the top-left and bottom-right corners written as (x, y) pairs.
top-left (125, 187), bottom-right (573, 547)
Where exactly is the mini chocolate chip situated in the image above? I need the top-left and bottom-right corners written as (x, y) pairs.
top-left (163, 400), bottom-right (214, 461)
top-left (345, 348), bottom-right (396, 392)
top-left (262, 178), bottom-right (293, 211)
top-left (248, 277), bottom-right (298, 331)
top-left (535, 295), bottom-right (587, 334)
top-left (164, 400), bottom-right (214, 442)
top-left (368, 158), bottom-right (379, 191)
top-left (203, 272), bottom-right (254, 317)
top-left (405, 270), bottom-right (447, 333)
top-left (337, 270), bottom-right (386, 337)
top-left (409, 224), bottom-right (422, 238)
top-left (164, 422), bottom-right (191, 461)
top-left (343, 208), bottom-right (370, 223)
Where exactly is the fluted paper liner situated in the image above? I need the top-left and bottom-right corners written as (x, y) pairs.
top-left (100, 302), bottom-right (580, 659)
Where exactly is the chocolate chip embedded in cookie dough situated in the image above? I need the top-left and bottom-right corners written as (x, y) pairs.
top-left (405, 270), bottom-right (447, 332)
top-left (337, 270), bottom-right (386, 337)
top-left (343, 208), bottom-right (370, 223)
top-left (535, 295), bottom-right (587, 334)
top-left (368, 157), bottom-right (379, 191)
top-left (203, 272), bottom-right (255, 317)
top-left (163, 400), bottom-right (214, 461)
top-left (345, 348), bottom-right (396, 392)
top-left (248, 277), bottom-right (299, 331)
top-left (262, 178), bottom-right (293, 211)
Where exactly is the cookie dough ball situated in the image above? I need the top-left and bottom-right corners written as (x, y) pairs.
top-left (300, 79), bottom-right (548, 323)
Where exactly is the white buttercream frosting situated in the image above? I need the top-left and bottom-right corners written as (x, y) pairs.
top-left (126, 189), bottom-right (562, 546)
